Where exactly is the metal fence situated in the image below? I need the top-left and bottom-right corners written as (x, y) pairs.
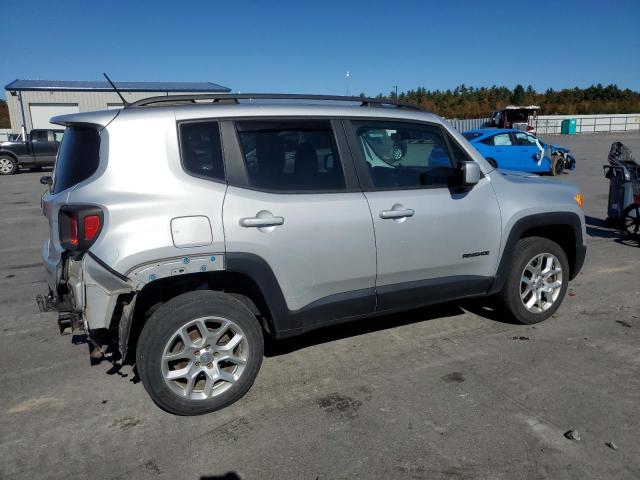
top-left (445, 117), bottom-right (491, 132)
top-left (533, 115), bottom-right (640, 135)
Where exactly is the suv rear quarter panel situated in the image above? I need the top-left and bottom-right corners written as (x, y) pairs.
top-left (67, 108), bottom-right (227, 277)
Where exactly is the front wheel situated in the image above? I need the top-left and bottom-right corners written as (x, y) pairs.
top-left (498, 237), bottom-right (569, 324)
top-left (136, 290), bottom-right (264, 415)
top-left (551, 155), bottom-right (565, 176)
top-left (0, 156), bottom-right (17, 175)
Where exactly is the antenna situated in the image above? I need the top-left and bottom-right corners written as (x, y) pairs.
top-left (103, 73), bottom-right (129, 107)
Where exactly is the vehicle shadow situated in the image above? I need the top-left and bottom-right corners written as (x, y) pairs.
top-left (585, 215), bottom-right (620, 239)
top-left (200, 474), bottom-right (241, 480)
top-left (585, 215), bottom-right (639, 247)
top-left (265, 297), bottom-right (514, 357)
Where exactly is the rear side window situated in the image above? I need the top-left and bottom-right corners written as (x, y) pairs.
top-left (179, 121), bottom-right (225, 181)
top-left (235, 120), bottom-right (345, 192)
top-left (53, 127), bottom-right (100, 194)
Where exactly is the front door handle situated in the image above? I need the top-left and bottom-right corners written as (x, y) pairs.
top-left (380, 208), bottom-right (415, 219)
top-left (239, 215), bottom-right (284, 228)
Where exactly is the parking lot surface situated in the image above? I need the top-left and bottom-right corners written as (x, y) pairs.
top-left (1, 132), bottom-right (639, 480)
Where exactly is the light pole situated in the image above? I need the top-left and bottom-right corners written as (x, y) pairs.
top-left (393, 85), bottom-right (398, 99)
top-left (345, 71), bottom-right (350, 96)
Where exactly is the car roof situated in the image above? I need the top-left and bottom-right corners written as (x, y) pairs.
top-left (53, 103), bottom-right (445, 128)
top-left (464, 128), bottom-right (532, 137)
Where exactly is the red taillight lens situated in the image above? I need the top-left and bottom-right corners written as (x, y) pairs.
top-left (59, 206), bottom-right (103, 251)
top-left (69, 214), bottom-right (79, 246)
top-left (83, 215), bottom-right (101, 241)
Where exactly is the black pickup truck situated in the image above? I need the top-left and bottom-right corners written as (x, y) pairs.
top-left (0, 129), bottom-right (63, 175)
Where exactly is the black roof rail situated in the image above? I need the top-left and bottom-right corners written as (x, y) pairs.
top-left (128, 93), bottom-right (424, 111)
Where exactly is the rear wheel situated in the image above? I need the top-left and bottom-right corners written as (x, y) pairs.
top-left (0, 156), bottom-right (17, 175)
top-left (622, 203), bottom-right (640, 237)
top-left (498, 237), bottom-right (569, 324)
top-left (136, 290), bottom-right (264, 415)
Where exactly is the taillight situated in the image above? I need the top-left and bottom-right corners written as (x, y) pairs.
top-left (59, 206), bottom-right (103, 251)
top-left (83, 215), bottom-right (101, 241)
top-left (69, 214), bottom-right (79, 247)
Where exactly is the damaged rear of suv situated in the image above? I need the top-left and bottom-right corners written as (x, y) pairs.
top-left (40, 94), bottom-right (586, 415)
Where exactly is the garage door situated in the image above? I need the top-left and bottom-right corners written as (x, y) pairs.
top-left (29, 104), bottom-right (79, 130)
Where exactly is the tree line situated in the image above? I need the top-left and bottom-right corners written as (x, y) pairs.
top-left (2, 84), bottom-right (639, 128)
top-left (373, 84), bottom-right (640, 119)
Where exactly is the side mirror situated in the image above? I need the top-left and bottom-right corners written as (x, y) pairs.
top-left (40, 175), bottom-right (53, 186)
top-left (461, 162), bottom-right (481, 186)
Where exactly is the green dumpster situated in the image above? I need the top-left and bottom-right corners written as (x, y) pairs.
top-left (561, 118), bottom-right (577, 135)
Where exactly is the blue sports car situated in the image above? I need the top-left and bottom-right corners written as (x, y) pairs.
top-left (462, 129), bottom-right (576, 175)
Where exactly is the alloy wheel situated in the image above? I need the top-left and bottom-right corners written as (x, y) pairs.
top-left (520, 253), bottom-right (563, 313)
top-left (161, 316), bottom-right (248, 400)
top-left (0, 158), bottom-right (14, 174)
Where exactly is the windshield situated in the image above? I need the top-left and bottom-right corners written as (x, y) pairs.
top-left (462, 132), bottom-right (481, 140)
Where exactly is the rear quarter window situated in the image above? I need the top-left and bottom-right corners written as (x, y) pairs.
top-left (53, 127), bottom-right (100, 194)
top-left (178, 121), bottom-right (225, 182)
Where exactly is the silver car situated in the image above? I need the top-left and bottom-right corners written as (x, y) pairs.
top-left (40, 94), bottom-right (586, 415)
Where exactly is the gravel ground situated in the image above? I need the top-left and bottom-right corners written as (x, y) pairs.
top-left (0, 132), bottom-right (639, 480)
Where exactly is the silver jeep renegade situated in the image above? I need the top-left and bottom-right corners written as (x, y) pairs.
top-left (40, 94), bottom-right (586, 415)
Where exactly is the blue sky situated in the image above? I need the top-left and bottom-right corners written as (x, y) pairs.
top-left (1, 0), bottom-right (639, 99)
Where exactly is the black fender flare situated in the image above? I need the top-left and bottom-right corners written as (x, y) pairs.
top-left (225, 252), bottom-right (375, 338)
top-left (0, 150), bottom-right (19, 161)
top-left (488, 211), bottom-right (586, 295)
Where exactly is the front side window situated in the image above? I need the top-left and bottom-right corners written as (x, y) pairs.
top-left (490, 133), bottom-right (513, 146)
top-left (32, 130), bottom-right (48, 142)
top-left (179, 121), bottom-right (225, 181)
top-left (514, 132), bottom-right (537, 146)
top-left (353, 121), bottom-right (456, 188)
top-left (236, 120), bottom-right (345, 192)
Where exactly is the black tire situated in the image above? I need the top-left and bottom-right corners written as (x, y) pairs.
top-left (551, 155), bottom-right (565, 176)
top-left (136, 290), bottom-right (264, 415)
top-left (0, 155), bottom-right (18, 175)
top-left (486, 157), bottom-right (498, 169)
top-left (498, 236), bottom-right (570, 325)
top-left (622, 203), bottom-right (640, 237)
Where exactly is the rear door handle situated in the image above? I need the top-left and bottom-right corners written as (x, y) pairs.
top-left (239, 216), bottom-right (284, 228)
top-left (380, 208), bottom-right (415, 219)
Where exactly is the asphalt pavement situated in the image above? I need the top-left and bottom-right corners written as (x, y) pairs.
top-left (1, 132), bottom-right (639, 480)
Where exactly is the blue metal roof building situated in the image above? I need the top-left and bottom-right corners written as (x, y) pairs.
top-left (4, 78), bottom-right (231, 133)
top-left (5, 79), bottom-right (230, 93)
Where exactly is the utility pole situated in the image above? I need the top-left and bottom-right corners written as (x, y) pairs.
top-left (393, 85), bottom-right (398, 99)
top-left (17, 91), bottom-right (27, 140)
